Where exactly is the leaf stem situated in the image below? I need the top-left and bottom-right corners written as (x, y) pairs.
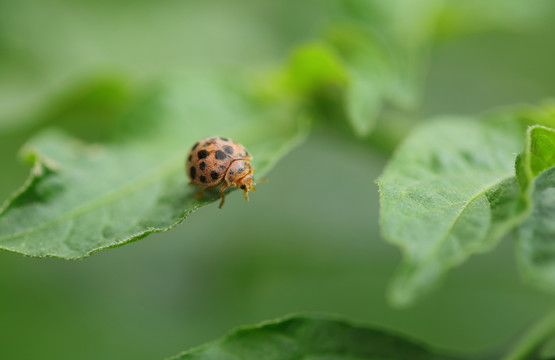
top-left (503, 307), bottom-right (555, 360)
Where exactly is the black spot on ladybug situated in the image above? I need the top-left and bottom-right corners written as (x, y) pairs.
top-left (197, 150), bottom-right (209, 159)
top-left (188, 154), bottom-right (192, 162)
top-left (189, 166), bottom-right (196, 180)
top-left (237, 167), bottom-right (245, 175)
top-left (241, 185), bottom-right (246, 190)
top-left (192, 142), bottom-right (199, 150)
top-left (210, 137), bottom-right (217, 142)
top-left (215, 150), bottom-right (227, 160)
top-left (245, 150), bottom-right (249, 157)
top-left (199, 162), bottom-right (206, 171)
top-left (219, 137), bottom-right (229, 141)
top-left (228, 176), bottom-right (233, 182)
top-left (199, 175), bottom-right (207, 183)
top-left (219, 165), bottom-right (226, 170)
top-left (228, 169), bottom-right (234, 175)
top-left (210, 170), bottom-right (220, 180)
top-left (223, 145), bottom-right (234, 155)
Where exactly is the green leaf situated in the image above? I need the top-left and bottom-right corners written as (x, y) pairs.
top-left (518, 168), bottom-right (555, 290)
top-left (517, 126), bottom-right (555, 291)
top-left (279, 35), bottom-right (388, 137)
top-left (374, 0), bottom-right (445, 110)
top-left (325, 25), bottom-right (392, 137)
top-left (0, 75), bottom-right (136, 139)
top-left (280, 0), bottom-right (447, 138)
top-left (168, 315), bottom-right (461, 360)
top-left (377, 108), bottom-right (555, 307)
top-left (517, 126), bottom-right (555, 193)
top-left (281, 43), bottom-right (349, 97)
top-left (338, 0), bottom-right (445, 111)
top-left (0, 75), bottom-right (308, 258)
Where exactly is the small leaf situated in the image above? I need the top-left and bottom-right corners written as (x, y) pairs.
top-left (377, 108), bottom-right (555, 306)
top-left (516, 126), bottom-right (555, 291)
top-left (338, 0), bottom-right (445, 112)
top-left (281, 43), bottom-right (349, 96)
top-left (168, 315), bottom-right (461, 360)
top-left (517, 126), bottom-right (555, 193)
top-left (264, 1), bottom-right (448, 138)
top-left (326, 25), bottom-right (392, 136)
top-left (279, 22), bottom-right (428, 138)
top-left (0, 75), bottom-right (308, 258)
top-left (518, 169), bottom-right (555, 290)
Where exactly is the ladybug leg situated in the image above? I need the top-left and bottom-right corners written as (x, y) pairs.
top-left (218, 182), bottom-right (228, 209)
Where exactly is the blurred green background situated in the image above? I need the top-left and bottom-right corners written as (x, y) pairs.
top-left (2, 0), bottom-right (555, 359)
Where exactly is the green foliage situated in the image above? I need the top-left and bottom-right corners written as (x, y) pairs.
top-left (169, 315), bottom-right (459, 360)
top-left (326, 25), bottom-right (392, 136)
top-left (518, 167), bottom-right (555, 291)
top-left (378, 109), bottom-right (555, 307)
top-left (0, 76), bottom-right (307, 258)
top-left (0, 0), bottom-right (445, 259)
top-left (3, 0), bottom-right (555, 359)
top-left (276, 0), bottom-right (447, 137)
top-left (281, 44), bottom-right (349, 97)
top-left (278, 29), bottom-right (409, 137)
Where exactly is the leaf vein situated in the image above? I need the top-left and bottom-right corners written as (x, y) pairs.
top-left (0, 153), bottom-right (182, 243)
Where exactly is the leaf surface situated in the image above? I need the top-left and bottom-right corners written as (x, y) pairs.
top-left (378, 109), bottom-right (555, 306)
top-left (169, 315), bottom-right (460, 360)
top-left (0, 75), bottom-right (307, 258)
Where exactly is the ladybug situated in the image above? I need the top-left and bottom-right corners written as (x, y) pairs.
top-left (186, 136), bottom-right (258, 208)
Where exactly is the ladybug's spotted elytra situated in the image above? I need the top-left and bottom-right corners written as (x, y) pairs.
top-left (186, 136), bottom-right (258, 208)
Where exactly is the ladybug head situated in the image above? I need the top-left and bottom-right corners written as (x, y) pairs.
top-left (237, 174), bottom-right (255, 201)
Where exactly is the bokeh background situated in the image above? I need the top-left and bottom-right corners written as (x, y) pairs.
top-left (1, 1), bottom-right (555, 359)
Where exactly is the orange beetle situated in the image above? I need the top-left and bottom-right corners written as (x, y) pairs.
top-left (186, 137), bottom-right (258, 208)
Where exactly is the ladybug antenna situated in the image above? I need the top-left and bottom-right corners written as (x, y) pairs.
top-left (251, 178), bottom-right (267, 192)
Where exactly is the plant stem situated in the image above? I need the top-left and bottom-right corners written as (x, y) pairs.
top-left (503, 307), bottom-right (555, 360)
